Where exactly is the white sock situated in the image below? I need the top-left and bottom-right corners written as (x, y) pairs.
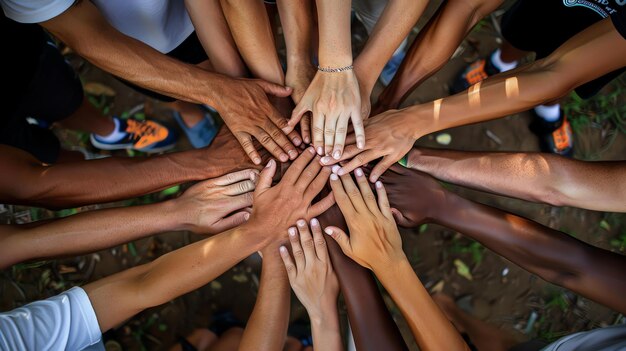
top-left (95, 117), bottom-right (127, 142)
top-left (490, 49), bottom-right (518, 72)
top-left (534, 104), bottom-right (561, 122)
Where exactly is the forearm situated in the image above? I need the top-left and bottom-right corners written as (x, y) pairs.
top-left (238, 248), bottom-right (291, 351)
top-left (309, 303), bottom-right (343, 351)
top-left (434, 192), bottom-right (626, 314)
top-left (85, 224), bottom-right (264, 332)
top-left (353, 0), bottom-right (426, 93)
top-left (377, 0), bottom-right (502, 108)
top-left (6, 149), bottom-right (214, 209)
top-left (277, 0), bottom-right (314, 68)
top-left (410, 148), bottom-right (626, 211)
top-left (405, 18), bottom-right (626, 137)
top-left (0, 201), bottom-right (182, 269)
top-left (316, 0), bottom-right (352, 66)
top-left (221, 0), bottom-right (284, 84)
top-left (375, 259), bottom-right (468, 351)
top-left (41, 1), bottom-right (227, 107)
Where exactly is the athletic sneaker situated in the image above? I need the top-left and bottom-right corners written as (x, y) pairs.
top-left (90, 117), bottom-right (177, 153)
top-left (379, 50), bottom-right (406, 86)
top-left (528, 110), bottom-right (574, 157)
top-left (450, 53), bottom-right (500, 94)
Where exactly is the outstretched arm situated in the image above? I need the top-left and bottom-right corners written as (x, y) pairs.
top-left (329, 17), bottom-right (626, 181)
top-left (327, 169), bottom-right (469, 351)
top-left (0, 170), bottom-right (257, 269)
top-left (84, 148), bottom-right (333, 332)
top-left (238, 242), bottom-right (291, 351)
top-left (406, 148), bottom-right (626, 212)
top-left (41, 0), bottom-right (296, 164)
top-left (381, 165), bottom-right (626, 315)
top-left (374, 0), bottom-right (503, 112)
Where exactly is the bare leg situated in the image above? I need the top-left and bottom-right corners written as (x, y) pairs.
top-left (56, 149), bottom-right (86, 163)
top-left (56, 97), bottom-right (114, 135)
top-left (432, 294), bottom-right (518, 351)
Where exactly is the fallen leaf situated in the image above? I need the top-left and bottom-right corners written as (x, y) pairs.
top-left (84, 82), bottom-right (116, 97)
top-left (454, 259), bottom-right (473, 280)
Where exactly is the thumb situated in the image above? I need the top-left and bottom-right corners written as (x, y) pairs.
top-left (324, 226), bottom-right (352, 257)
top-left (255, 159), bottom-right (277, 194)
top-left (289, 100), bottom-right (310, 127)
top-left (258, 80), bottom-right (293, 98)
top-left (391, 208), bottom-right (414, 228)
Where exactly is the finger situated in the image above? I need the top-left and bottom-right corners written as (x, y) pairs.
top-left (220, 192), bottom-right (254, 214)
top-left (312, 109), bottom-right (325, 156)
top-left (211, 169), bottom-right (260, 186)
top-left (236, 132), bottom-right (262, 165)
top-left (296, 219), bottom-right (316, 264)
top-left (288, 227), bottom-right (305, 273)
top-left (323, 114), bottom-right (337, 156)
top-left (324, 226), bottom-right (352, 258)
top-left (300, 114), bottom-right (311, 144)
top-left (304, 166), bottom-right (331, 201)
top-left (310, 218), bottom-right (329, 262)
top-left (354, 168), bottom-right (378, 214)
top-left (369, 156), bottom-right (396, 183)
top-left (339, 172), bottom-right (368, 213)
top-left (287, 130), bottom-right (302, 147)
top-left (255, 159), bottom-right (277, 194)
top-left (222, 180), bottom-right (256, 196)
top-left (329, 173), bottom-right (355, 216)
top-left (258, 80), bottom-right (293, 98)
top-left (265, 122), bottom-right (298, 160)
top-left (254, 129), bottom-right (289, 163)
top-left (332, 114), bottom-right (350, 160)
top-left (391, 208), bottom-right (414, 228)
top-left (309, 192), bottom-right (335, 218)
top-left (351, 109), bottom-right (365, 150)
top-left (336, 150), bottom-right (379, 176)
top-left (279, 245), bottom-right (297, 281)
top-left (320, 144), bottom-right (360, 166)
top-left (375, 181), bottom-right (393, 219)
top-left (212, 211), bottom-right (251, 233)
top-left (289, 100), bottom-right (309, 127)
top-left (294, 155), bottom-right (323, 192)
top-left (268, 107), bottom-right (294, 135)
top-left (281, 146), bottom-right (316, 184)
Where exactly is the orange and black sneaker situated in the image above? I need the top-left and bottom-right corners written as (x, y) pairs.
top-left (90, 117), bottom-right (177, 153)
top-left (450, 54), bottom-right (500, 94)
top-left (529, 111), bottom-right (574, 157)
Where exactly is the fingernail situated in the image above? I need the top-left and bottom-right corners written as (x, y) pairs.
top-left (321, 156), bottom-right (332, 164)
top-left (297, 219), bottom-right (306, 227)
top-left (355, 168), bottom-right (363, 177)
top-left (330, 173), bottom-right (338, 181)
top-left (333, 150), bottom-right (341, 159)
top-left (317, 147), bottom-right (323, 155)
top-left (324, 228), bottom-right (333, 235)
top-left (288, 227), bottom-right (296, 236)
top-left (308, 146), bottom-right (315, 154)
top-left (266, 159), bottom-right (274, 168)
top-left (357, 141), bottom-right (365, 149)
top-left (288, 150), bottom-right (298, 159)
top-left (310, 218), bottom-right (319, 226)
top-left (376, 181), bottom-right (383, 189)
top-left (304, 137), bottom-right (310, 143)
top-left (279, 246), bottom-right (287, 253)
top-left (254, 158), bottom-right (261, 165)
top-left (280, 154), bottom-right (289, 162)
top-left (244, 212), bottom-right (250, 220)
top-left (331, 165), bottom-right (340, 174)
top-left (337, 168), bottom-right (345, 176)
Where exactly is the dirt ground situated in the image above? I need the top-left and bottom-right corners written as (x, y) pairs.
top-left (1, 2), bottom-right (625, 351)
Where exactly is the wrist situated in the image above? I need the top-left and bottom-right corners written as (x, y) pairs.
top-left (372, 251), bottom-right (409, 278)
top-left (157, 200), bottom-right (189, 232)
top-left (308, 298), bottom-right (339, 325)
top-left (404, 104), bottom-right (437, 140)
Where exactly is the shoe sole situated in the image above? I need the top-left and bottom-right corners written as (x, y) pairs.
top-left (90, 135), bottom-right (176, 154)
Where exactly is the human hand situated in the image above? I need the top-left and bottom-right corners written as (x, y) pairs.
top-left (174, 169), bottom-right (258, 234)
top-left (246, 147), bottom-right (335, 243)
top-left (201, 126), bottom-right (270, 176)
top-left (289, 70), bottom-right (364, 160)
top-left (268, 94), bottom-right (304, 147)
top-left (216, 77), bottom-right (299, 164)
top-left (373, 165), bottom-right (447, 228)
top-left (285, 61), bottom-right (316, 144)
top-left (321, 109), bottom-right (417, 182)
top-left (279, 218), bottom-right (339, 318)
top-left (326, 168), bottom-right (406, 271)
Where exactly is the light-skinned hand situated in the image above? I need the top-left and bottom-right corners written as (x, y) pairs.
top-left (285, 61), bottom-right (317, 144)
top-left (326, 168), bottom-right (406, 271)
top-left (279, 218), bottom-right (339, 319)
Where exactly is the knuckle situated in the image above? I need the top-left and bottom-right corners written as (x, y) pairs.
top-left (312, 126), bottom-right (324, 135)
top-left (302, 238), bottom-right (315, 249)
top-left (315, 238), bottom-right (327, 249)
top-left (259, 134), bottom-right (272, 145)
top-left (324, 128), bottom-right (335, 137)
top-left (335, 126), bottom-right (347, 135)
top-left (293, 248), bottom-right (305, 258)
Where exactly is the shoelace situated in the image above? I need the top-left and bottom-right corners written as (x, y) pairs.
top-left (125, 120), bottom-right (158, 140)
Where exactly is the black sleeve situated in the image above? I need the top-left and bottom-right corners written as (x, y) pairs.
top-left (611, 10), bottom-right (626, 40)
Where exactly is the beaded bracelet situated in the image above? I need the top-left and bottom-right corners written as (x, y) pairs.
top-left (317, 64), bottom-right (354, 73)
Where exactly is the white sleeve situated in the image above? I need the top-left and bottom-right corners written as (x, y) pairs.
top-left (0, 287), bottom-right (103, 351)
top-left (1, 0), bottom-right (75, 23)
